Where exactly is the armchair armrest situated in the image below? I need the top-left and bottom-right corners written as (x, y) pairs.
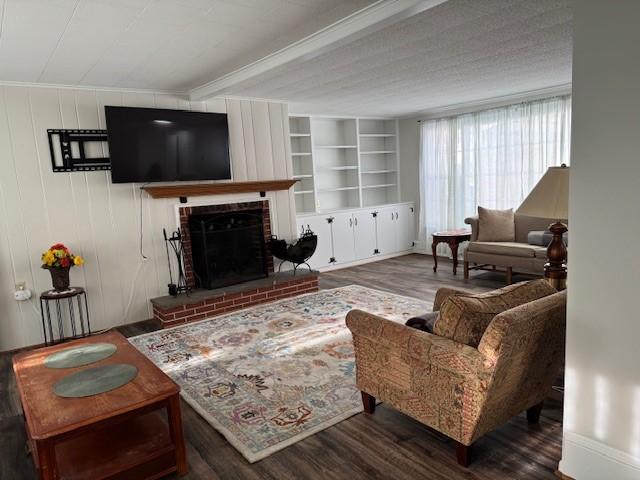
top-left (464, 216), bottom-right (479, 241)
top-left (346, 309), bottom-right (493, 380)
top-left (433, 287), bottom-right (471, 312)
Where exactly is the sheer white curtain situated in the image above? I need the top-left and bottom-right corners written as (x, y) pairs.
top-left (419, 95), bottom-right (572, 254)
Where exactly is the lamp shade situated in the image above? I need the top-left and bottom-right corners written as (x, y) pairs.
top-left (516, 164), bottom-right (569, 219)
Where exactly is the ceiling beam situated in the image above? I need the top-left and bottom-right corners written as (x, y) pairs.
top-left (189, 0), bottom-right (448, 101)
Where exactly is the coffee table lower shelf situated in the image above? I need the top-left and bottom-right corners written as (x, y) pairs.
top-left (30, 411), bottom-right (178, 480)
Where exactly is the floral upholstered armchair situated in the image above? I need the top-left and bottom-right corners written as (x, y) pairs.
top-left (346, 280), bottom-right (566, 467)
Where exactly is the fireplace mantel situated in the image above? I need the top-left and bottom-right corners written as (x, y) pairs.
top-left (142, 179), bottom-right (297, 199)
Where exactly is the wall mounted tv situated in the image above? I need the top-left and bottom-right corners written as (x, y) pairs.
top-left (105, 106), bottom-right (231, 183)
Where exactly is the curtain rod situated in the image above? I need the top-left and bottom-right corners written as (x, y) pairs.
top-left (413, 87), bottom-right (572, 123)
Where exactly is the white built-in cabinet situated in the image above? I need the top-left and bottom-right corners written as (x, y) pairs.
top-left (290, 115), bottom-right (412, 271)
top-left (296, 202), bottom-right (415, 270)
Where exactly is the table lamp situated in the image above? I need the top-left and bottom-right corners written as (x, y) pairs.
top-left (516, 164), bottom-right (569, 290)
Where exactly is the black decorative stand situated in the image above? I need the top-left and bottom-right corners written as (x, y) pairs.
top-left (163, 228), bottom-right (190, 297)
top-left (40, 287), bottom-right (90, 346)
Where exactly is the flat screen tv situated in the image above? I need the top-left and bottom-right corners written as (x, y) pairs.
top-left (105, 106), bottom-right (231, 183)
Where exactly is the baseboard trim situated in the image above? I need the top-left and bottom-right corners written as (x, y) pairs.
top-left (316, 250), bottom-right (414, 272)
top-left (559, 431), bottom-right (640, 480)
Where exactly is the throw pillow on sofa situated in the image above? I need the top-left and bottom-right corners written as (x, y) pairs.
top-left (477, 206), bottom-right (516, 242)
top-left (434, 279), bottom-right (557, 348)
top-left (405, 311), bottom-right (439, 332)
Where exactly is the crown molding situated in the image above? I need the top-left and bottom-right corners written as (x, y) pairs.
top-left (189, 0), bottom-right (448, 101)
top-left (405, 83), bottom-right (573, 121)
top-left (0, 80), bottom-right (188, 97)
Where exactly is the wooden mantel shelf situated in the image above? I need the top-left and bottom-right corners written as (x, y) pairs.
top-left (142, 179), bottom-right (297, 199)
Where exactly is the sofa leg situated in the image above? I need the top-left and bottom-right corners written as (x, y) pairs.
top-left (455, 442), bottom-right (473, 467)
top-left (463, 261), bottom-right (469, 280)
top-left (506, 267), bottom-right (513, 284)
top-left (527, 401), bottom-right (543, 424)
top-left (361, 392), bottom-right (376, 414)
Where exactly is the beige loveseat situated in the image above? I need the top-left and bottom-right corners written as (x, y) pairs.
top-left (463, 214), bottom-right (563, 283)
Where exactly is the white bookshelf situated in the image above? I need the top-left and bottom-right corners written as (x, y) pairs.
top-left (358, 118), bottom-right (399, 207)
top-left (289, 116), bottom-right (316, 214)
top-left (289, 115), bottom-right (399, 213)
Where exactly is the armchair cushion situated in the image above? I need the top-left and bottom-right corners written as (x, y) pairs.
top-left (434, 279), bottom-right (557, 348)
top-left (477, 206), bottom-right (515, 242)
top-left (467, 241), bottom-right (545, 258)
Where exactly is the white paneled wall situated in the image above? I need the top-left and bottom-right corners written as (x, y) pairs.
top-left (0, 85), bottom-right (294, 351)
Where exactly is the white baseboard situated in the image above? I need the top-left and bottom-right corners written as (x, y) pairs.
top-left (559, 431), bottom-right (640, 480)
top-left (315, 249), bottom-right (415, 272)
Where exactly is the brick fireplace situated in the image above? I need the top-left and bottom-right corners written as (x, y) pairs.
top-left (179, 201), bottom-right (273, 289)
top-left (151, 199), bottom-right (318, 328)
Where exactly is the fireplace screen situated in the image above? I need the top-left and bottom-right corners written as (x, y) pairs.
top-left (188, 210), bottom-right (268, 289)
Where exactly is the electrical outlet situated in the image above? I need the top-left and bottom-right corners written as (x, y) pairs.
top-left (14, 282), bottom-right (32, 301)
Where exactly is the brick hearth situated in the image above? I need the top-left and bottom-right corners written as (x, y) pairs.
top-left (151, 270), bottom-right (319, 328)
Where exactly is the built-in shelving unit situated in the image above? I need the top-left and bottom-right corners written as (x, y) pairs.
top-left (289, 116), bottom-right (316, 214)
top-left (289, 115), bottom-right (399, 213)
top-left (358, 118), bottom-right (399, 207)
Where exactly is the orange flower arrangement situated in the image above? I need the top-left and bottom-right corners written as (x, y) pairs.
top-left (41, 243), bottom-right (84, 269)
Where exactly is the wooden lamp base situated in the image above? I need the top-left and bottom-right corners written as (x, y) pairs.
top-left (544, 221), bottom-right (568, 290)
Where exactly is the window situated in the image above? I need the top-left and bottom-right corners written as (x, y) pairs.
top-left (419, 95), bottom-right (571, 250)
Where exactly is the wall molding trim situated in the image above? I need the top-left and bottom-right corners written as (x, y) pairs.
top-left (407, 83), bottom-right (573, 121)
top-left (0, 80), bottom-right (188, 97)
top-left (559, 431), bottom-right (640, 480)
top-left (189, 0), bottom-right (448, 101)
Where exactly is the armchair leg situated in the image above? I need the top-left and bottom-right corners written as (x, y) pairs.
top-left (463, 261), bottom-right (469, 279)
top-left (527, 401), bottom-right (544, 424)
top-left (506, 267), bottom-right (513, 284)
top-left (455, 442), bottom-right (473, 467)
top-left (361, 392), bottom-right (376, 414)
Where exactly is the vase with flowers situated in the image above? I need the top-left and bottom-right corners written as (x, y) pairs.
top-left (41, 243), bottom-right (84, 291)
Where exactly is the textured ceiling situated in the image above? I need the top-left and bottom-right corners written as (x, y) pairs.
top-left (0, 0), bottom-right (374, 91)
top-left (225, 0), bottom-right (573, 117)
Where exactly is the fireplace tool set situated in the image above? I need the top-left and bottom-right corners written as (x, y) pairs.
top-left (163, 228), bottom-right (190, 297)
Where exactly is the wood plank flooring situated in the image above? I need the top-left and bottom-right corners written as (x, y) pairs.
top-left (0, 254), bottom-right (563, 479)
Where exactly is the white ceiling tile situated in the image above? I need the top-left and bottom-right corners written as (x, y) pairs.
top-left (226, 0), bottom-right (572, 116)
top-left (0, 0), bottom-right (571, 117)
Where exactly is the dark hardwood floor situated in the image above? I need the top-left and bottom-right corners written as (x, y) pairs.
top-left (0, 254), bottom-right (562, 480)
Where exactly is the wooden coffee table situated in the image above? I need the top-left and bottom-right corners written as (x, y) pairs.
top-left (431, 229), bottom-right (472, 275)
top-left (13, 330), bottom-right (187, 480)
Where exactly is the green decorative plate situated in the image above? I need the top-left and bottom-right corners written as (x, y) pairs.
top-left (44, 343), bottom-right (117, 369)
top-left (53, 363), bottom-right (138, 398)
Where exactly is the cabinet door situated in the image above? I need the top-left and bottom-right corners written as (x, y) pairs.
top-left (395, 204), bottom-right (415, 251)
top-left (297, 215), bottom-right (332, 270)
top-left (330, 212), bottom-right (356, 264)
top-left (353, 211), bottom-right (377, 260)
top-left (376, 206), bottom-right (398, 255)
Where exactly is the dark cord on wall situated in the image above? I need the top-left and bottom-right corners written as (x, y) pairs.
top-left (139, 183), bottom-right (150, 260)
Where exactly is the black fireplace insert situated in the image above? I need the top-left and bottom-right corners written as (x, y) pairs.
top-left (188, 209), bottom-right (268, 289)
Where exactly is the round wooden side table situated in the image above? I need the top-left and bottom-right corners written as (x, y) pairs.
top-left (40, 287), bottom-right (91, 346)
top-left (431, 229), bottom-right (472, 275)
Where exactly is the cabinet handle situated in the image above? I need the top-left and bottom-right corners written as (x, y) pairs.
top-left (395, 212), bottom-right (399, 220)
top-left (354, 217), bottom-right (358, 226)
top-left (349, 218), bottom-right (353, 227)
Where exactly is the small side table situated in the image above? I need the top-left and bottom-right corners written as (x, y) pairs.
top-left (432, 229), bottom-right (472, 275)
top-left (40, 287), bottom-right (90, 346)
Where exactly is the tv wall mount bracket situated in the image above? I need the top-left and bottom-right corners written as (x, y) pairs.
top-left (47, 129), bottom-right (111, 172)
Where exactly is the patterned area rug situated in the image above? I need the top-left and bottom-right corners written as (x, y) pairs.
top-left (129, 285), bottom-right (430, 462)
